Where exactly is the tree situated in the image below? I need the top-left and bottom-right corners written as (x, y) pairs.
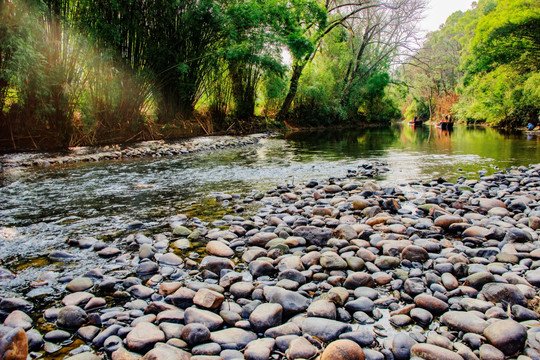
top-left (340, 0), bottom-right (426, 118)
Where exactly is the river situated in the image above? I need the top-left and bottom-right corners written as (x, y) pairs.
top-left (0, 125), bottom-right (539, 297)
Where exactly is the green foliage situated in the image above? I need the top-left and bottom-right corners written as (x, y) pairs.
top-left (401, 0), bottom-right (540, 128)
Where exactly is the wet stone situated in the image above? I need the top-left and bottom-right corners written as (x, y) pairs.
top-left (410, 343), bottom-right (464, 360)
top-left (321, 339), bottom-right (364, 360)
top-left (57, 305), bottom-right (88, 330)
top-left (483, 319), bottom-right (527, 356)
top-left (285, 336), bottom-right (318, 359)
top-left (126, 322), bottom-right (165, 353)
top-left (181, 323), bottom-right (211, 346)
top-left (249, 303), bottom-right (283, 333)
top-left (210, 328), bottom-right (257, 350)
top-left (441, 311), bottom-right (489, 334)
top-left (66, 277), bottom-right (93, 292)
top-left (301, 317), bottom-right (351, 343)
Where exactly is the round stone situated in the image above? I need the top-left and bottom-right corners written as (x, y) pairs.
top-left (321, 339), bottom-right (364, 360)
top-left (57, 305), bottom-right (88, 330)
top-left (483, 319), bottom-right (527, 356)
top-left (181, 323), bottom-right (211, 346)
top-left (206, 241), bottom-right (234, 257)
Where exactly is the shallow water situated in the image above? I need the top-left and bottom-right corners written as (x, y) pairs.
top-left (0, 125), bottom-right (539, 297)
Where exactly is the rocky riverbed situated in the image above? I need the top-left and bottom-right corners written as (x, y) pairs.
top-left (1, 162), bottom-right (540, 360)
top-left (0, 134), bottom-right (268, 170)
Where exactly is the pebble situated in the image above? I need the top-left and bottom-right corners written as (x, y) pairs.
top-left (6, 161), bottom-right (540, 360)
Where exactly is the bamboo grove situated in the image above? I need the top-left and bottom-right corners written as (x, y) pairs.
top-left (0, 0), bottom-right (538, 150)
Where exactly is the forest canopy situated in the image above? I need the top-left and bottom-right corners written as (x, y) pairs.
top-left (400, 0), bottom-right (540, 127)
top-left (0, 0), bottom-right (538, 150)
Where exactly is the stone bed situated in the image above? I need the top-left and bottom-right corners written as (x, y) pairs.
top-left (1, 163), bottom-right (540, 360)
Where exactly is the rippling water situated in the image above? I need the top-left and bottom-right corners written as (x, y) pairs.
top-left (0, 125), bottom-right (539, 296)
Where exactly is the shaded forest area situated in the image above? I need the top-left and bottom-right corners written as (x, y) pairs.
top-left (0, 0), bottom-right (538, 151)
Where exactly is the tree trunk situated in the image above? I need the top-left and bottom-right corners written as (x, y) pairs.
top-left (276, 63), bottom-right (305, 121)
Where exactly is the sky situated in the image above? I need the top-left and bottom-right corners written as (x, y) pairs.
top-left (420, 0), bottom-right (475, 33)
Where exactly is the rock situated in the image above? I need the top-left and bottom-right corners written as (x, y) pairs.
top-left (466, 272), bottom-right (495, 290)
top-left (462, 226), bottom-right (491, 238)
top-left (441, 311), bottom-right (489, 334)
top-left (3, 310), bottom-right (32, 330)
top-left (481, 283), bottom-right (527, 307)
top-left (210, 328), bottom-right (257, 350)
top-left (0, 298), bottom-right (33, 313)
top-left (343, 272), bottom-right (373, 289)
top-left (401, 245), bottom-right (429, 263)
top-left (441, 273), bottom-right (459, 291)
top-left (479, 344), bottom-right (504, 360)
top-left (244, 338), bottom-right (275, 360)
top-left (264, 287), bottom-right (309, 314)
top-left (249, 260), bottom-right (276, 277)
top-left (478, 198), bottom-right (505, 211)
top-left (321, 339), bottom-right (364, 360)
top-left (57, 305), bottom-right (87, 330)
top-left (206, 241), bottom-right (234, 257)
top-left (44, 329), bottom-right (71, 342)
top-left (339, 329), bottom-right (374, 347)
top-left (264, 323), bottom-right (301, 338)
top-left (390, 315), bottom-right (412, 328)
top-left (167, 287), bottom-right (196, 308)
top-left (0, 327), bottom-right (28, 360)
top-left (525, 269), bottom-right (540, 287)
top-left (200, 256), bottom-right (234, 275)
top-left (302, 317), bottom-right (351, 343)
top-left (285, 336), bottom-right (318, 359)
top-left (129, 285), bottom-right (155, 299)
top-left (434, 215), bottom-right (463, 228)
top-left (307, 300), bottom-right (336, 320)
top-left (142, 343), bottom-right (190, 360)
top-left (345, 297), bottom-right (374, 313)
top-left (77, 326), bottom-right (100, 342)
top-left (410, 343), bottom-right (464, 360)
top-left (414, 294), bottom-right (448, 315)
top-left (249, 303), bottom-right (283, 333)
top-left (293, 226), bottom-right (333, 247)
top-left (207, 230), bottom-right (237, 241)
top-left (230, 282), bottom-right (254, 298)
top-left (193, 288), bottom-right (225, 309)
top-left (126, 322), bottom-right (165, 353)
top-left (136, 261), bottom-right (158, 275)
top-left (181, 323), bottom-right (211, 346)
top-left (320, 252), bottom-right (348, 270)
top-left (483, 319), bottom-right (527, 356)
top-left (66, 277), bottom-right (93, 292)
top-left (192, 342), bottom-right (221, 356)
top-left (173, 226), bottom-right (191, 236)
top-left (111, 346), bottom-right (143, 360)
top-left (404, 278), bottom-right (425, 296)
top-left (157, 253), bottom-right (183, 266)
top-left (184, 308), bottom-right (223, 331)
top-left (391, 333), bottom-right (417, 360)
top-left (98, 247), bottom-right (121, 257)
top-left (62, 291), bottom-right (94, 306)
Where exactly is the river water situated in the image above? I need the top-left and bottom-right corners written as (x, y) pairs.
top-left (0, 125), bottom-right (539, 297)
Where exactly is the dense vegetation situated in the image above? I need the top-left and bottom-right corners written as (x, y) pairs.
top-left (0, 0), bottom-right (425, 150)
top-left (401, 0), bottom-right (540, 126)
top-left (0, 0), bottom-right (538, 150)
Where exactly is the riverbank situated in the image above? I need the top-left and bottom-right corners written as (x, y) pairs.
top-left (1, 162), bottom-right (540, 359)
top-left (0, 133), bottom-right (271, 171)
